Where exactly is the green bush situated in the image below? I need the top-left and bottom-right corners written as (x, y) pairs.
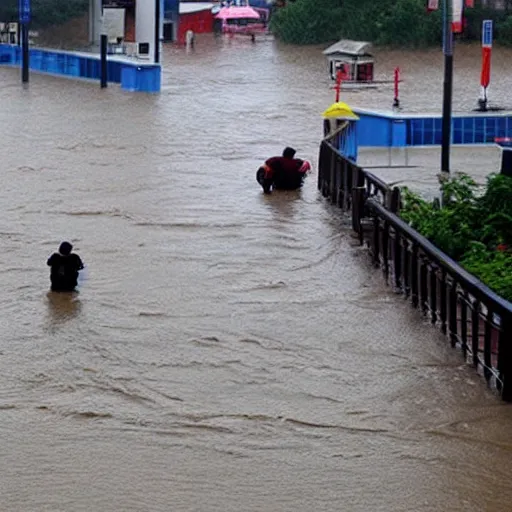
top-left (400, 173), bottom-right (481, 259)
top-left (400, 173), bottom-right (512, 302)
top-left (461, 242), bottom-right (512, 301)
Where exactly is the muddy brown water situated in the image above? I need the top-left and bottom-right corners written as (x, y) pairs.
top-left (1, 36), bottom-right (512, 511)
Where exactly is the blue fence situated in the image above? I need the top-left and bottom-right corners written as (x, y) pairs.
top-left (353, 108), bottom-right (512, 148)
top-left (323, 118), bottom-right (359, 162)
top-left (0, 44), bottom-right (161, 93)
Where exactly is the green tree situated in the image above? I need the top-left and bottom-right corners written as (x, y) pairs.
top-left (270, 0), bottom-right (512, 47)
top-left (0, 0), bottom-right (88, 28)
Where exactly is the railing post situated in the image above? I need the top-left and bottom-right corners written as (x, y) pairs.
top-left (439, 269), bottom-right (448, 334)
top-left (346, 162), bottom-right (353, 211)
top-left (330, 156), bottom-right (336, 203)
top-left (336, 157), bottom-right (343, 207)
top-left (411, 244), bottom-right (419, 308)
top-left (342, 160), bottom-right (349, 210)
top-left (403, 238), bottom-right (410, 297)
top-left (317, 142), bottom-right (325, 191)
top-left (483, 312), bottom-right (493, 383)
top-left (499, 315), bottom-right (512, 401)
top-left (460, 293), bottom-right (469, 358)
top-left (351, 186), bottom-right (365, 239)
top-left (389, 187), bottom-right (401, 214)
top-left (430, 264), bottom-right (438, 324)
top-left (419, 255), bottom-right (428, 315)
top-left (448, 280), bottom-right (458, 346)
top-left (471, 300), bottom-right (480, 368)
top-left (393, 230), bottom-right (402, 291)
top-left (372, 214), bottom-right (380, 267)
top-left (382, 221), bottom-right (389, 281)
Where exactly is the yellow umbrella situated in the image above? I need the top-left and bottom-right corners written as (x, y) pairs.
top-left (322, 102), bottom-right (359, 120)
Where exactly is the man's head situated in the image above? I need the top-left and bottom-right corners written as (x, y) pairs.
top-left (59, 241), bottom-right (73, 256)
top-left (282, 147), bottom-right (296, 159)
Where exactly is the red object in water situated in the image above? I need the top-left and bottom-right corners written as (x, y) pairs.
top-left (334, 69), bottom-right (343, 102)
top-left (481, 46), bottom-right (492, 88)
top-left (394, 67), bottom-right (400, 101)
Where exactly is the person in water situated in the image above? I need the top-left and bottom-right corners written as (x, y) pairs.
top-left (256, 147), bottom-right (310, 194)
top-left (47, 241), bottom-right (84, 292)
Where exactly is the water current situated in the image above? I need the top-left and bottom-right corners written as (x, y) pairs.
top-left (1, 36), bottom-right (512, 511)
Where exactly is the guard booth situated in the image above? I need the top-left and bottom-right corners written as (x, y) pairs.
top-left (323, 39), bottom-right (374, 83)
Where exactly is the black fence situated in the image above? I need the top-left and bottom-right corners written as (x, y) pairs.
top-left (318, 133), bottom-right (512, 401)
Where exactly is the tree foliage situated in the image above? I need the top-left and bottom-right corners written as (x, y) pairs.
top-left (400, 173), bottom-right (512, 301)
top-left (270, 0), bottom-right (512, 47)
top-left (0, 0), bottom-right (88, 29)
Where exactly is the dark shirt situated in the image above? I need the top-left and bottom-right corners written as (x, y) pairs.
top-left (47, 253), bottom-right (84, 291)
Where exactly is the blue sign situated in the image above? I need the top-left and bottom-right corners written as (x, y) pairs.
top-left (19, 0), bottom-right (31, 24)
top-left (482, 19), bottom-right (493, 47)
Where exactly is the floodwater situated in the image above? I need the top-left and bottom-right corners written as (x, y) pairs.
top-left (1, 36), bottom-right (512, 511)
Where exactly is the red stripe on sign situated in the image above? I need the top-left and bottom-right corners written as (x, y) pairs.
top-left (452, 21), bottom-right (463, 33)
top-left (480, 46), bottom-right (491, 88)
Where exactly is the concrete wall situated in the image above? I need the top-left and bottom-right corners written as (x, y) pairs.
top-left (136, 0), bottom-right (156, 59)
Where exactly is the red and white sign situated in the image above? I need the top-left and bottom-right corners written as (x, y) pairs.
top-left (452, 0), bottom-right (464, 33)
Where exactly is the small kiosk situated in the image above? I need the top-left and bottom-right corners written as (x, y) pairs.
top-left (323, 39), bottom-right (374, 84)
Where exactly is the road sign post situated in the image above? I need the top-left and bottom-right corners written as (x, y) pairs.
top-left (18, 0), bottom-right (31, 83)
top-left (479, 20), bottom-right (493, 110)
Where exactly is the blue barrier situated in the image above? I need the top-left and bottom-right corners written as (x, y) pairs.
top-left (353, 108), bottom-right (512, 148)
top-left (338, 121), bottom-right (358, 162)
top-left (324, 118), bottom-right (359, 163)
top-left (0, 43), bottom-right (161, 93)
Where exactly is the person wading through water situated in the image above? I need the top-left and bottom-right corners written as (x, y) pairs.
top-left (47, 241), bottom-right (84, 292)
top-left (256, 147), bottom-right (310, 194)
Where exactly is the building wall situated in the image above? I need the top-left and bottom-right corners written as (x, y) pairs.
top-left (125, 8), bottom-right (136, 42)
top-left (177, 10), bottom-right (214, 43)
top-left (136, 0), bottom-right (156, 58)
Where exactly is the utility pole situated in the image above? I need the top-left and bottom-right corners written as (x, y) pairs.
top-left (441, 0), bottom-right (453, 173)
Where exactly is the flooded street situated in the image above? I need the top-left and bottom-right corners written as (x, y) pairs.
top-left (1, 36), bottom-right (512, 511)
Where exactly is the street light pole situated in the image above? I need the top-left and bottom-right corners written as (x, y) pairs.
top-left (441, 0), bottom-right (453, 173)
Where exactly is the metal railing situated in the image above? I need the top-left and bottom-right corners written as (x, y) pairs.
top-left (318, 127), bottom-right (512, 401)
